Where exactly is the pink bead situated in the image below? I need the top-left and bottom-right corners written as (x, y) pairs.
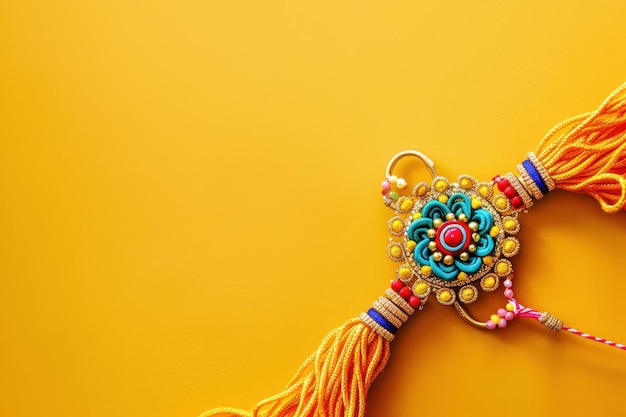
top-left (497, 308), bottom-right (507, 318)
top-left (486, 320), bottom-right (496, 330)
top-left (503, 279), bottom-right (513, 288)
top-left (381, 180), bottom-right (391, 190)
top-left (505, 312), bottom-right (515, 321)
top-left (498, 318), bottom-right (507, 328)
top-left (504, 289), bottom-right (514, 298)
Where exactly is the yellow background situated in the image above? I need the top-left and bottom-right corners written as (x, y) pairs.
top-left (2, 1), bottom-right (626, 416)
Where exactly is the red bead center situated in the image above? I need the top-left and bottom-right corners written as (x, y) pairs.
top-left (434, 220), bottom-right (472, 256)
top-left (443, 228), bottom-right (463, 247)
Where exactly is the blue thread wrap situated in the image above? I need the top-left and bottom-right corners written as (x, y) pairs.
top-left (522, 159), bottom-right (549, 195)
top-left (367, 308), bottom-right (397, 334)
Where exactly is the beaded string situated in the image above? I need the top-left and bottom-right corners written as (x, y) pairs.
top-left (509, 298), bottom-right (626, 351)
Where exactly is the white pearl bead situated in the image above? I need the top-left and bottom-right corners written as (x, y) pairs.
top-left (396, 178), bottom-right (407, 189)
top-left (388, 175), bottom-right (398, 184)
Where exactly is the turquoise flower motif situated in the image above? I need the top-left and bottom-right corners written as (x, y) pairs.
top-left (407, 193), bottom-right (495, 280)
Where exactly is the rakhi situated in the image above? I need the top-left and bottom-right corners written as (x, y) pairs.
top-left (201, 83), bottom-right (626, 417)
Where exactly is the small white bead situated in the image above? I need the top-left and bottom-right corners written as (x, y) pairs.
top-left (389, 175), bottom-right (398, 184)
top-left (396, 178), bottom-right (407, 189)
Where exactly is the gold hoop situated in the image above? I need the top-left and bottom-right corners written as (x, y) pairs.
top-left (385, 150), bottom-right (437, 180)
top-left (453, 302), bottom-right (488, 329)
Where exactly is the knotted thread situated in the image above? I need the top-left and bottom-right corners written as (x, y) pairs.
top-left (536, 82), bottom-right (626, 213)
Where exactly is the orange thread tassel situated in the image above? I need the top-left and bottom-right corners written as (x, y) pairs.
top-left (536, 82), bottom-right (626, 213)
top-left (199, 318), bottom-right (391, 417)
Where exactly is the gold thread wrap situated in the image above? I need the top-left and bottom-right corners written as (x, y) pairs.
top-left (517, 163), bottom-right (544, 200)
top-left (538, 312), bottom-right (564, 331)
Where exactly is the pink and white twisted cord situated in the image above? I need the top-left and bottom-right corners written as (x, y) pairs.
top-left (509, 298), bottom-right (626, 351)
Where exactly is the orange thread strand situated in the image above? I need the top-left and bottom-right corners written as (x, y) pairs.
top-left (198, 318), bottom-right (391, 417)
top-left (536, 82), bottom-right (626, 213)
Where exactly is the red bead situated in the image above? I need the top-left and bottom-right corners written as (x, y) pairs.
top-left (510, 196), bottom-right (523, 208)
top-left (496, 177), bottom-right (510, 192)
top-left (391, 279), bottom-right (404, 292)
top-left (398, 286), bottom-right (412, 300)
top-left (503, 186), bottom-right (517, 198)
top-left (443, 227), bottom-right (464, 247)
top-left (435, 220), bottom-right (472, 256)
top-left (408, 295), bottom-right (421, 308)
top-left (381, 189), bottom-right (388, 195)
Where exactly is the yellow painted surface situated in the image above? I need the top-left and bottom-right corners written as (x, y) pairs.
top-left (2, 2), bottom-right (626, 417)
